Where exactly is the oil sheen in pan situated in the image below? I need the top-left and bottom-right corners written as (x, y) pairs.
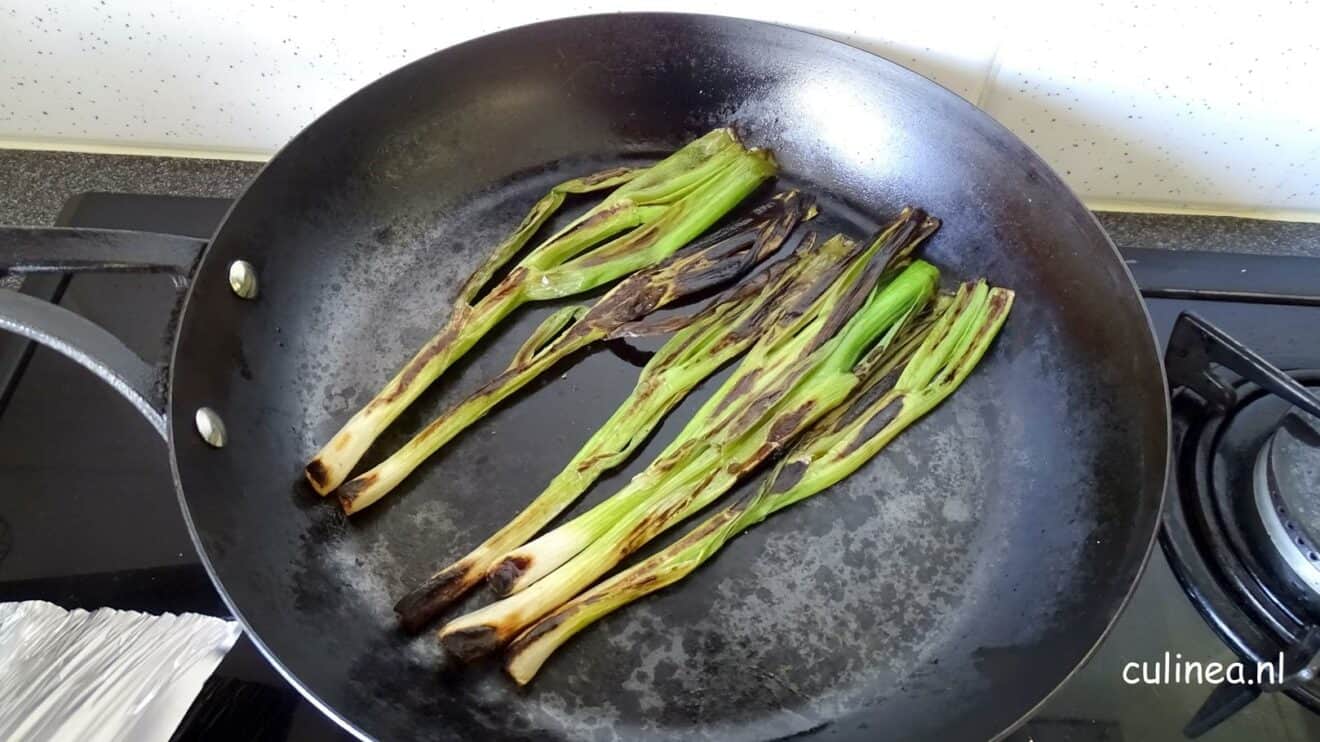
top-left (286, 159), bottom-right (1063, 740)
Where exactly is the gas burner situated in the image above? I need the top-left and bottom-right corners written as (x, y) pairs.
top-left (1162, 313), bottom-right (1320, 737)
top-left (1253, 410), bottom-right (1320, 598)
top-left (1194, 372), bottom-right (1320, 626)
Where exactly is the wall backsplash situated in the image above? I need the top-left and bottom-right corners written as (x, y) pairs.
top-left (2, 0), bottom-right (1317, 213)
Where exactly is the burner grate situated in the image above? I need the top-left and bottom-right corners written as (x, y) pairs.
top-left (1162, 312), bottom-right (1320, 736)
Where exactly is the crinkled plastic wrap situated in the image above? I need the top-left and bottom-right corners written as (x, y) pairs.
top-left (0, 601), bottom-right (240, 741)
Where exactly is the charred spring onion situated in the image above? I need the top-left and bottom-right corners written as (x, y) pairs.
top-left (393, 220), bottom-right (831, 632)
top-left (336, 192), bottom-right (809, 516)
top-left (437, 209), bottom-right (943, 660)
top-left (297, 120), bottom-right (1016, 686)
top-left (502, 280), bottom-right (1013, 683)
top-left (305, 128), bottom-right (777, 495)
top-left (486, 210), bottom-right (935, 598)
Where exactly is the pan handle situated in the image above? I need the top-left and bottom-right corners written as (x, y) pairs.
top-left (0, 227), bottom-right (207, 439)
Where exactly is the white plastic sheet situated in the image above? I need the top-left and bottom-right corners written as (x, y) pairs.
top-left (0, 601), bottom-right (240, 742)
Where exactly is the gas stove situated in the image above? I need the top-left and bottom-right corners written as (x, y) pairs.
top-left (2, 193), bottom-right (1320, 741)
top-left (1159, 314), bottom-right (1320, 734)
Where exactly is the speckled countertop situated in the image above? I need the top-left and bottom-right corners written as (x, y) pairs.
top-left (3, 149), bottom-right (1320, 258)
top-left (0, 150), bottom-right (260, 226)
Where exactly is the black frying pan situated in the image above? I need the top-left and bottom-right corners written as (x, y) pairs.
top-left (0, 13), bottom-right (1168, 741)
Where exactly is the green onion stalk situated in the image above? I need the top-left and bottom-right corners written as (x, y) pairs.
top-left (487, 209), bottom-right (935, 598)
top-left (393, 225), bottom-right (837, 632)
top-left (502, 280), bottom-right (1014, 683)
top-left (305, 128), bottom-right (776, 495)
top-left (438, 211), bottom-right (942, 661)
top-left (336, 192), bottom-right (808, 516)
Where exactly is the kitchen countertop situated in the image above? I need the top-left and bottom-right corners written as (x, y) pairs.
top-left (3, 149), bottom-right (1319, 258)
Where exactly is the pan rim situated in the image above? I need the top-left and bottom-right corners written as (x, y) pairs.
top-left (164, 11), bottom-right (1173, 741)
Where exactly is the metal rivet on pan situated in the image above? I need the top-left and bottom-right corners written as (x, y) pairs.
top-left (228, 260), bottom-right (259, 299)
top-left (195, 408), bottom-right (227, 448)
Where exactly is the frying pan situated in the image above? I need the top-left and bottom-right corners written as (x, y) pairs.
top-left (0, 13), bottom-right (1169, 741)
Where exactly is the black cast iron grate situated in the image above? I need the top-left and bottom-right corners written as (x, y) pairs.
top-left (1161, 312), bottom-right (1320, 737)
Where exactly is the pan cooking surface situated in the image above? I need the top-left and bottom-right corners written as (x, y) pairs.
top-left (166, 15), bottom-right (1166, 740)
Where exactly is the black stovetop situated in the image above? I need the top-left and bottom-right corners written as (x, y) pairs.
top-left (3, 193), bottom-right (1320, 741)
